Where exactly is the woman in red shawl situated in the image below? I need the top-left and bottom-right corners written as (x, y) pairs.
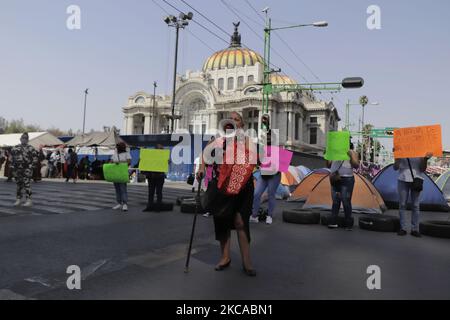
top-left (197, 112), bottom-right (257, 276)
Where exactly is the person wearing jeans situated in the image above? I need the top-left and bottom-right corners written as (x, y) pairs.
top-left (113, 182), bottom-right (128, 209)
top-left (143, 144), bottom-right (167, 212)
top-left (327, 144), bottom-right (359, 230)
top-left (250, 172), bottom-right (281, 225)
top-left (250, 114), bottom-right (281, 225)
top-left (111, 142), bottom-right (131, 212)
top-left (330, 176), bottom-right (355, 229)
top-left (394, 153), bottom-right (432, 237)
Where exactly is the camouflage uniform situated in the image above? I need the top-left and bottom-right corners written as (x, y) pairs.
top-left (10, 143), bottom-right (38, 199)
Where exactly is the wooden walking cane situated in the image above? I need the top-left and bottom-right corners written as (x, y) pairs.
top-left (184, 176), bottom-right (203, 273)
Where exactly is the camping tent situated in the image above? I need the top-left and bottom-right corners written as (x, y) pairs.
top-left (65, 131), bottom-right (124, 147)
top-left (435, 170), bottom-right (450, 201)
top-left (372, 164), bottom-right (449, 212)
top-left (0, 132), bottom-right (63, 149)
top-left (300, 171), bottom-right (386, 214)
top-left (288, 168), bottom-right (330, 202)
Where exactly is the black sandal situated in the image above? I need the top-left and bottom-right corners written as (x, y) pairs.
top-left (242, 265), bottom-right (256, 277)
top-left (214, 260), bottom-right (231, 271)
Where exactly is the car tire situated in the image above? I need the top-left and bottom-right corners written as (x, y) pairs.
top-left (359, 215), bottom-right (400, 232)
top-left (180, 199), bottom-right (205, 214)
top-left (282, 209), bottom-right (321, 224)
top-left (420, 220), bottom-right (450, 239)
top-left (320, 214), bottom-right (355, 228)
top-left (176, 196), bottom-right (195, 206)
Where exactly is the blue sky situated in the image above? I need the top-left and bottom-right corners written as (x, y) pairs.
top-left (1, 0), bottom-right (449, 149)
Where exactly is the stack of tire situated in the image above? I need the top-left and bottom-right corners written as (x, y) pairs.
top-left (282, 209), bottom-right (321, 225)
top-left (283, 209), bottom-right (402, 232)
top-left (358, 215), bottom-right (400, 232)
top-left (177, 196), bottom-right (206, 214)
top-left (144, 202), bottom-right (174, 212)
top-left (420, 221), bottom-right (450, 239)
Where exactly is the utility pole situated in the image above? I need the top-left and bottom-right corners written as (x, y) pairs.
top-left (82, 88), bottom-right (89, 135)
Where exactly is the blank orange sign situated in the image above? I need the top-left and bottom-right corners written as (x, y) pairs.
top-left (394, 124), bottom-right (443, 158)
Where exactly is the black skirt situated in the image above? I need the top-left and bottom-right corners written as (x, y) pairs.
top-left (213, 179), bottom-right (254, 242)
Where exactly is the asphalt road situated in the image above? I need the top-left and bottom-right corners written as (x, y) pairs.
top-left (0, 177), bottom-right (450, 300)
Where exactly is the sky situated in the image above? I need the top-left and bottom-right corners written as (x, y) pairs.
top-left (0, 0), bottom-right (449, 149)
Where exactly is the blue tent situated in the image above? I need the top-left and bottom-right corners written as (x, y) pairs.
top-left (372, 164), bottom-right (449, 212)
top-left (436, 170), bottom-right (450, 201)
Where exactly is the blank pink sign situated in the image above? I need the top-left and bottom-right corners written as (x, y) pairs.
top-left (260, 146), bottom-right (293, 173)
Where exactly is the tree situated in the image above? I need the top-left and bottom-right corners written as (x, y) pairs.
top-left (47, 127), bottom-right (67, 137)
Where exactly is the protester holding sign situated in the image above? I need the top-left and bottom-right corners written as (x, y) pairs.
top-left (393, 153), bottom-right (432, 237)
top-left (197, 111), bottom-right (257, 276)
top-left (142, 144), bottom-right (169, 212)
top-left (326, 136), bottom-right (359, 230)
top-left (110, 142), bottom-right (131, 212)
top-left (250, 115), bottom-right (283, 225)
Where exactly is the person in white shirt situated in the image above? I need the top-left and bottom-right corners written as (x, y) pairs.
top-left (394, 153), bottom-right (432, 237)
top-left (326, 141), bottom-right (360, 230)
top-left (111, 142), bottom-right (131, 212)
top-left (192, 156), bottom-right (201, 192)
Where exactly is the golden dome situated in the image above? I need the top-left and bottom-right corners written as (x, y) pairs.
top-left (203, 22), bottom-right (264, 71)
top-left (203, 47), bottom-right (264, 72)
top-left (270, 74), bottom-right (297, 85)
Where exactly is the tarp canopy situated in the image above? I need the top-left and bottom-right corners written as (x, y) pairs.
top-left (0, 132), bottom-right (63, 149)
top-left (435, 170), bottom-right (450, 201)
top-left (65, 131), bottom-right (124, 147)
top-left (372, 164), bottom-right (449, 212)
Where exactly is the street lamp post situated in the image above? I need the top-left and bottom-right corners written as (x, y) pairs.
top-left (82, 88), bottom-right (89, 135)
top-left (262, 9), bottom-right (328, 115)
top-left (164, 12), bottom-right (193, 133)
top-left (152, 81), bottom-right (157, 134)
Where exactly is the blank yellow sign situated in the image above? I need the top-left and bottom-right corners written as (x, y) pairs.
top-left (138, 149), bottom-right (170, 173)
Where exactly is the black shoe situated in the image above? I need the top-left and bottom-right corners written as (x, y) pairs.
top-left (214, 260), bottom-right (231, 271)
top-left (397, 229), bottom-right (407, 236)
top-left (142, 207), bottom-right (152, 212)
top-left (242, 265), bottom-right (256, 277)
top-left (411, 231), bottom-right (422, 238)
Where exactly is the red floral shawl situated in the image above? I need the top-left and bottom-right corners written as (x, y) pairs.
top-left (217, 137), bottom-right (256, 195)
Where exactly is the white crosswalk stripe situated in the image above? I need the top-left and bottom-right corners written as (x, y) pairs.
top-left (0, 180), bottom-right (192, 217)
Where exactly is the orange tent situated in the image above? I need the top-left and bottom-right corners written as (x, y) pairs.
top-left (288, 169), bottom-right (330, 202)
top-left (289, 170), bottom-right (386, 214)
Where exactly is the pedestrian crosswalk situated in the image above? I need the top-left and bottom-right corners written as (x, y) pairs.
top-left (0, 180), bottom-right (193, 217)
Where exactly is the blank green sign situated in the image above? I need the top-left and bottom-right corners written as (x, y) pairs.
top-left (103, 163), bottom-right (129, 183)
top-left (324, 131), bottom-right (350, 161)
top-left (139, 149), bottom-right (170, 173)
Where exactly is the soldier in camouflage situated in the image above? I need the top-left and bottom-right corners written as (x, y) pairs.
top-left (11, 132), bottom-right (38, 207)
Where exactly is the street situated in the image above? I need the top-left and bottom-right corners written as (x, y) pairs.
top-left (0, 177), bottom-right (450, 300)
